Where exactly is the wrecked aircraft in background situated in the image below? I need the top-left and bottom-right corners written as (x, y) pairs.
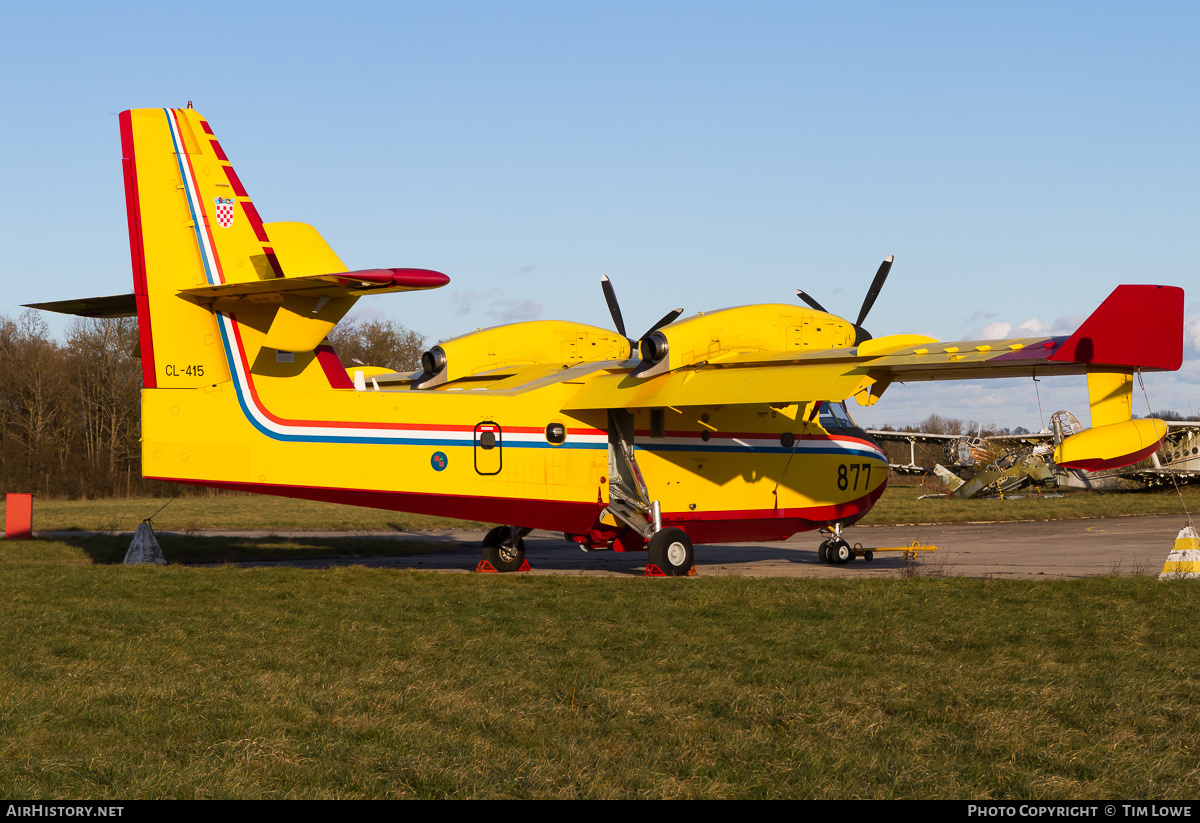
top-left (871, 412), bottom-right (1200, 499)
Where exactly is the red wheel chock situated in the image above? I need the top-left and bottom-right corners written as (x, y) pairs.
top-left (475, 559), bottom-right (532, 573)
top-left (643, 564), bottom-right (697, 577)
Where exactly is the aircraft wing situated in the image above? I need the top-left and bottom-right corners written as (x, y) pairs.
top-left (563, 284), bottom-right (1183, 411)
top-left (986, 432), bottom-right (1053, 445)
top-left (562, 355), bottom-right (867, 410)
top-left (561, 329), bottom-right (1163, 411)
top-left (866, 430), bottom-right (974, 443)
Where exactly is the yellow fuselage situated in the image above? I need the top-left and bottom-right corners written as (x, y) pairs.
top-left (125, 105), bottom-right (889, 546)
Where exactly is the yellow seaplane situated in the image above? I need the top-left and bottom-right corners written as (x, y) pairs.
top-left (31, 107), bottom-right (1185, 575)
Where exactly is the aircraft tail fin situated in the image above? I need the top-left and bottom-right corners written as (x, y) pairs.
top-left (122, 106), bottom-right (306, 389)
top-left (119, 107), bottom-right (447, 389)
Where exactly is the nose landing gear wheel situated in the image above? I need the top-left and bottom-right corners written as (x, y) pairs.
top-left (480, 526), bottom-right (527, 573)
top-left (819, 538), bottom-right (853, 565)
top-left (647, 527), bottom-right (695, 576)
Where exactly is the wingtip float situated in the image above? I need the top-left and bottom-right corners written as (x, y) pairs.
top-left (31, 106), bottom-right (1185, 574)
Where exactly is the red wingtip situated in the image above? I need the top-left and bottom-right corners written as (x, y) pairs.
top-left (389, 268), bottom-right (451, 289)
top-left (339, 268), bottom-right (450, 289)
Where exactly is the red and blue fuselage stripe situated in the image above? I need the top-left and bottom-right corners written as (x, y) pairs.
top-left (164, 108), bottom-right (886, 466)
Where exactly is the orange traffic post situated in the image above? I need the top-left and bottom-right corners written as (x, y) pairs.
top-left (5, 494), bottom-right (32, 539)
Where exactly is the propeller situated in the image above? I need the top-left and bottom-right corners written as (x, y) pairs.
top-left (797, 255), bottom-right (893, 346)
top-left (794, 290), bottom-right (828, 313)
top-left (600, 276), bottom-right (682, 358)
top-left (600, 275), bottom-right (627, 339)
top-left (855, 255), bottom-right (893, 331)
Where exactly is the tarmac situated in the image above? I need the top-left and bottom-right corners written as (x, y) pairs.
top-left (137, 513), bottom-right (1196, 579)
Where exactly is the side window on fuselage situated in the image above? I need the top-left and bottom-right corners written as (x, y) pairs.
top-left (817, 401), bottom-right (857, 431)
top-left (816, 401), bottom-right (880, 447)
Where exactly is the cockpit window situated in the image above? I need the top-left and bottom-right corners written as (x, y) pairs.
top-left (817, 401), bottom-right (858, 430)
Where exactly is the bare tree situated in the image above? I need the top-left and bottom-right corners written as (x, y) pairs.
top-left (0, 310), bottom-right (428, 498)
top-left (0, 311), bottom-right (70, 492)
top-left (912, 413), bottom-right (964, 435)
top-left (66, 318), bottom-right (141, 491)
top-left (327, 317), bottom-right (426, 373)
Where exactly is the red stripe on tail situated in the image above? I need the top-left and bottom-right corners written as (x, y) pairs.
top-left (119, 110), bottom-right (157, 389)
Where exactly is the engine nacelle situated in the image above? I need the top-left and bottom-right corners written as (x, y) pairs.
top-left (415, 320), bottom-right (630, 388)
top-left (633, 304), bottom-right (855, 378)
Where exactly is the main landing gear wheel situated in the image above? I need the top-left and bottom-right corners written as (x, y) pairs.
top-left (481, 526), bottom-right (526, 573)
top-left (647, 528), bottom-right (695, 576)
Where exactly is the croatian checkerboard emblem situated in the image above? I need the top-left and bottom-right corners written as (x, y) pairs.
top-left (214, 197), bottom-right (236, 228)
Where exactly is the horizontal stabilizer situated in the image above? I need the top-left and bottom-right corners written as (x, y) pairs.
top-left (24, 294), bottom-right (137, 318)
top-left (181, 268), bottom-right (449, 302)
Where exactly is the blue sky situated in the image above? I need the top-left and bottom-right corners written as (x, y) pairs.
top-left (2, 1), bottom-right (1196, 428)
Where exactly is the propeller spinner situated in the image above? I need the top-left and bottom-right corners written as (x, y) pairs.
top-left (601, 276), bottom-right (682, 359)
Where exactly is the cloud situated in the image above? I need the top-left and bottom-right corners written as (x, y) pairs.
top-left (1053, 313), bottom-right (1086, 334)
top-left (944, 385), bottom-right (1023, 409)
top-left (968, 313), bottom-right (1081, 340)
top-left (453, 289), bottom-right (543, 324)
top-left (1185, 315), bottom-right (1200, 354)
top-left (1175, 359), bottom-right (1200, 385)
top-left (1015, 317), bottom-right (1051, 336)
top-left (962, 310), bottom-right (999, 332)
top-left (851, 376), bottom-right (1087, 432)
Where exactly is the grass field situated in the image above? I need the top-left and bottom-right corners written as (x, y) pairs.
top-left (11, 482), bottom-right (1200, 534)
top-left (3, 486), bottom-right (1200, 798)
top-left (3, 538), bottom-right (1200, 798)
top-left (859, 484), bottom-right (1200, 526)
top-left (18, 494), bottom-right (488, 534)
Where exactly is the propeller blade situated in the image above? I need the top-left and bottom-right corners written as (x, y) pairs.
top-left (644, 308), bottom-right (683, 337)
top-left (795, 290), bottom-right (829, 313)
top-left (600, 276), bottom-right (627, 339)
top-left (854, 255), bottom-right (893, 328)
